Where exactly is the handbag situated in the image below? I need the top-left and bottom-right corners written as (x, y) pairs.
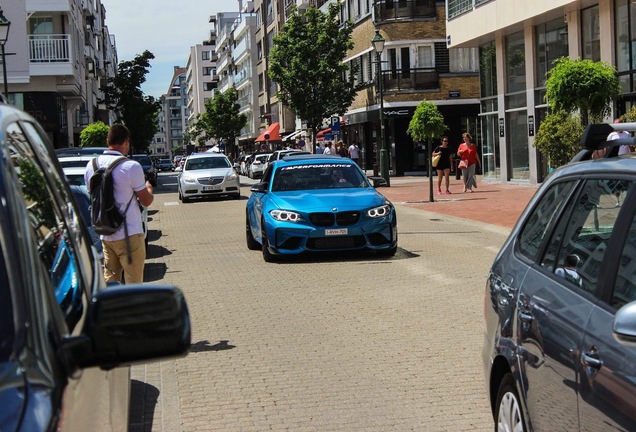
top-left (431, 154), bottom-right (441, 168)
top-left (458, 159), bottom-right (468, 169)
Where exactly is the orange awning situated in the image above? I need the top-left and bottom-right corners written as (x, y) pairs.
top-left (255, 122), bottom-right (281, 142)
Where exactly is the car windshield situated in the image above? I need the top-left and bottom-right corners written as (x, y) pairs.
top-left (185, 157), bottom-right (230, 170)
top-left (160, 159), bottom-right (171, 164)
top-left (271, 163), bottom-right (369, 191)
top-left (65, 173), bottom-right (86, 187)
top-left (59, 159), bottom-right (93, 168)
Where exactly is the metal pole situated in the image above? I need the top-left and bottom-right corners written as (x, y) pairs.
top-left (1, 43), bottom-right (7, 98)
top-left (377, 51), bottom-right (390, 186)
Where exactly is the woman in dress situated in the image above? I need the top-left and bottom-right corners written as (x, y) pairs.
top-left (457, 132), bottom-right (481, 193)
top-left (432, 136), bottom-right (453, 195)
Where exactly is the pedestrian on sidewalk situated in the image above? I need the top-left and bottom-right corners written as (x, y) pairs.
top-left (337, 140), bottom-right (348, 157)
top-left (433, 136), bottom-right (453, 195)
top-left (348, 142), bottom-right (360, 165)
top-left (457, 132), bottom-right (481, 193)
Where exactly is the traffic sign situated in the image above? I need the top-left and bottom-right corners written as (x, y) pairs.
top-left (331, 116), bottom-right (340, 132)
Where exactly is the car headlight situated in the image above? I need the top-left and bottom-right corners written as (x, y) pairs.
top-left (367, 204), bottom-right (391, 218)
top-left (226, 171), bottom-right (239, 181)
top-left (183, 176), bottom-right (196, 183)
top-left (270, 209), bottom-right (304, 222)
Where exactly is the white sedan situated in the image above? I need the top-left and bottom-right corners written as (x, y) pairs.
top-left (177, 153), bottom-right (241, 202)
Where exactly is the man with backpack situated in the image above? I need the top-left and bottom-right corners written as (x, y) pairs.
top-left (84, 124), bottom-right (154, 284)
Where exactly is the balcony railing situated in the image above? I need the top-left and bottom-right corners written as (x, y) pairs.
top-left (447, 0), bottom-right (491, 20)
top-left (374, 0), bottom-right (436, 22)
top-left (29, 34), bottom-right (70, 63)
top-left (381, 68), bottom-right (439, 91)
top-left (234, 68), bottom-right (251, 86)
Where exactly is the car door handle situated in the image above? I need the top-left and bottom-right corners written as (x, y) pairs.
top-left (518, 310), bottom-right (533, 323)
top-left (581, 351), bottom-right (603, 370)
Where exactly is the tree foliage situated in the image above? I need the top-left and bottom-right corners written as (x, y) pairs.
top-left (545, 57), bottom-right (620, 125)
top-left (406, 101), bottom-right (447, 142)
top-left (100, 50), bottom-right (160, 154)
top-left (268, 3), bottom-right (357, 144)
top-left (79, 121), bottom-right (109, 147)
top-left (188, 88), bottom-right (247, 148)
top-left (533, 111), bottom-right (584, 168)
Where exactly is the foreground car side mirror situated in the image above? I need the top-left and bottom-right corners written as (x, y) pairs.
top-left (613, 301), bottom-right (636, 348)
top-left (368, 176), bottom-right (388, 188)
top-left (63, 285), bottom-right (191, 370)
top-left (250, 182), bottom-right (268, 193)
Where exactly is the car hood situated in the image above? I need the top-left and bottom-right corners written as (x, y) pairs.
top-left (270, 189), bottom-right (388, 212)
top-left (182, 168), bottom-right (233, 178)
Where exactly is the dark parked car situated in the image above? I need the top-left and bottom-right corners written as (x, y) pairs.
top-left (483, 122), bottom-right (636, 431)
top-left (157, 158), bottom-right (174, 171)
top-left (132, 153), bottom-right (157, 186)
top-left (0, 103), bottom-right (191, 431)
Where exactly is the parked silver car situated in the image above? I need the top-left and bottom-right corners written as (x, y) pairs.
top-left (177, 152), bottom-right (241, 202)
top-left (483, 122), bottom-right (636, 431)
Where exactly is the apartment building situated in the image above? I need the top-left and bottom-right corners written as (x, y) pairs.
top-left (341, 0), bottom-right (480, 175)
top-left (3, 0), bottom-right (117, 148)
top-left (445, 0), bottom-right (633, 185)
top-left (161, 66), bottom-right (188, 155)
top-left (186, 43), bottom-right (218, 125)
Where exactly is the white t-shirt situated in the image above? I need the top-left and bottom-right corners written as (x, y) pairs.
top-left (84, 150), bottom-right (146, 241)
top-left (348, 144), bottom-right (360, 159)
top-left (607, 130), bottom-right (632, 155)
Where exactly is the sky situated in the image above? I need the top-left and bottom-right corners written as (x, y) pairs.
top-left (101, 0), bottom-right (239, 99)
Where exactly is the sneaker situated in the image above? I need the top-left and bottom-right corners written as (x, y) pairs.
top-left (445, 190), bottom-right (452, 195)
top-left (437, 188), bottom-right (442, 195)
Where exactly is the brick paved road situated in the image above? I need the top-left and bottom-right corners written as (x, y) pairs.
top-left (129, 172), bottom-right (510, 431)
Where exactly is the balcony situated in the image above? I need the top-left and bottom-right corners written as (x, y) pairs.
top-left (28, 34), bottom-right (74, 76)
top-left (234, 68), bottom-right (251, 87)
top-left (381, 68), bottom-right (439, 92)
top-left (373, 0), bottom-right (436, 22)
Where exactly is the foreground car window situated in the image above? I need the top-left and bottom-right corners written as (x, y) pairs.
top-left (541, 179), bottom-right (631, 294)
top-left (272, 164), bottom-right (368, 191)
top-left (613, 210), bottom-right (636, 308)
top-left (518, 181), bottom-right (574, 261)
top-left (186, 157), bottom-right (230, 170)
top-left (8, 122), bottom-right (86, 330)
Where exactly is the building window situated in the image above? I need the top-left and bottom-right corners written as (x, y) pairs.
top-left (449, 47), bottom-right (478, 72)
top-left (203, 67), bottom-right (213, 76)
top-left (480, 42), bottom-right (497, 98)
top-left (535, 19), bottom-right (568, 88)
top-left (581, 6), bottom-right (600, 62)
top-left (202, 50), bottom-right (210, 60)
top-left (505, 31), bottom-right (526, 94)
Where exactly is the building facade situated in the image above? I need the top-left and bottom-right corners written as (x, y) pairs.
top-left (342, 0), bottom-right (481, 175)
top-left (446, 0), bottom-right (633, 185)
top-left (3, 0), bottom-right (117, 148)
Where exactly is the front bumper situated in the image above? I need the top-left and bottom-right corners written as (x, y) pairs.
top-left (263, 212), bottom-right (397, 255)
top-left (182, 177), bottom-right (240, 197)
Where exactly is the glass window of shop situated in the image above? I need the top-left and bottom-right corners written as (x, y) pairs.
top-left (535, 19), bottom-right (568, 89)
top-left (479, 41), bottom-right (499, 180)
top-left (615, 0), bottom-right (636, 112)
top-left (582, 6), bottom-right (600, 61)
top-left (505, 31), bottom-right (529, 181)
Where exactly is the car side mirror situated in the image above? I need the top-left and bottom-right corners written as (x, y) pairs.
top-left (613, 300), bottom-right (636, 348)
top-left (368, 176), bottom-right (388, 188)
top-left (63, 284), bottom-right (191, 370)
top-left (250, 182), bottom-right (268, 193)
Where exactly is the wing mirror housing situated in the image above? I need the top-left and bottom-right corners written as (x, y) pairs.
top-left (63, 284), bottom-right (191, 370)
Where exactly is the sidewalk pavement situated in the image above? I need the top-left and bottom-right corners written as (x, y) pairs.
top-left (378, 175), bottom-right (539, 230)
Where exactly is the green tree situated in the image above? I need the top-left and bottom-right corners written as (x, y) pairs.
top-left (189, 88), bottom-right (247, 154)
top-left (545, 57), bottom-right (620, 125)
top-left (100, 50), bottom-right (160, 154)
top-left (533, 111), bottom-right (584, 168)
top-left (406, 101), bottom-right (447, 202)
top-left (79, 121), bottom-right (109, 147)
top-left (268, 3), bottom-right (357, 147)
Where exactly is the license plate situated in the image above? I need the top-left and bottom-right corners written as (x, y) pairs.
top-left (325, 228), bottom-right (348, 236)
top-left (202, 185), bottom-right (221, 191)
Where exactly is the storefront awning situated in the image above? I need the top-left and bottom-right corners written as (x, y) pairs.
top-left (283, 129), bottom-right (304, 142)
top-left (255, 122), bottom-right (281, 142)
top-left (316, 127), bottom-right (332, 141)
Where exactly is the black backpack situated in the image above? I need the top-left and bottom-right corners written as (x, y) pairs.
top-left (89, 156), bottom-right (134, 236)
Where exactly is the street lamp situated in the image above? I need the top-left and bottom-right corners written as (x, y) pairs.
top-left (371, 30), bottom-right (390, 186)
top-left (0, 8), bottom-right (10, 98)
